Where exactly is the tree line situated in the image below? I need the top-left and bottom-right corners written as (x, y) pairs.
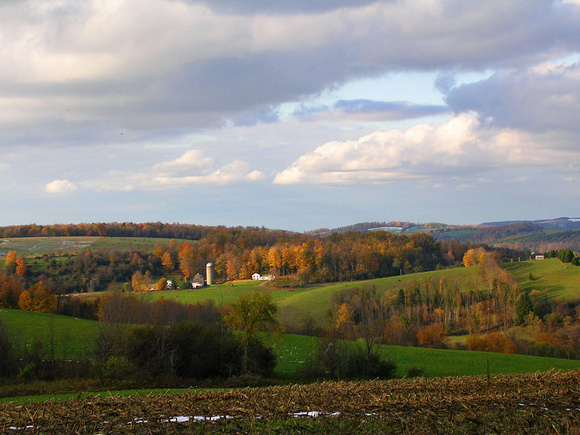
top-left (306, 248), bottom-right (580, 360)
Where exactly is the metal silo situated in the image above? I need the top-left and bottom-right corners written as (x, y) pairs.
top-left (206, 262), bottom-right (214, 285)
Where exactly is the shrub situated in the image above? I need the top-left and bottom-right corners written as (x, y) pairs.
top-left (0, 321), bottom-right (17, 377)
top-left (301, 339), bottom-right (396, 380)
top-left (406, 366), bottom-right (425, 378)
top-left (125, 321), bottom-right (276, 380)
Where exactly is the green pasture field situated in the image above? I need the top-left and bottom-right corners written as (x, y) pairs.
top-left (436, 229), bottom-right (479, 240)
top-left (0, 309), bottom-right (98, 360)
top-left (146, 266), bottom-right (479, 327)
top-left (90, 237), bottom-right (191, 253)
top-left (3, 310), bottom-right (579, 382)
top-left (0, 236), bottom-right (192, 261)
top-left (274, 266), bottom-right (480, 326)
top-left (0, 237), bottom-right (99, 258)
top-left (266, 333), bottom-right (580, 378)
top-left (148, 281), bottom-right (312, 307)
top-left (503, 258), bottom-right (580, 300)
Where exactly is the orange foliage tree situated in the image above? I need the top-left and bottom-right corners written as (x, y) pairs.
top-left (417, 324), bottom-right (448, 348)
top-left (17, 283), bottom-right (57, 313)
top-left (466, 332), bottom-right (515, 354)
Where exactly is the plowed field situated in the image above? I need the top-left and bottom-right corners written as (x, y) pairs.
top-left (1, 370), bottom-right (579, 433)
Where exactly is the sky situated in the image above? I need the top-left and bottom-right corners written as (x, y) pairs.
top-left (1, 0), bottom-right (579, 232)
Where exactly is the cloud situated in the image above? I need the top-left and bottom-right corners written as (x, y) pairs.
top-left (273, 113), bottom-right (577, 185)
top-left (314, 100), bottom-right (449, 121)
top-left (0, 0), bottom-right (579, 141)
top-left (445, 62), bottom-right (580, 138)
top-left (191, 0), bottom-right (379, 15)
top-left (84, 150), bottom-right (265, 191)
top-left (153, 150), bottom-right (215, 173)
top-left (45, 179), bottom-right (78, 194)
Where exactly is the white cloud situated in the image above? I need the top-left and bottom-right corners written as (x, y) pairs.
top-left (153, 149), bottom-right (215, 174)
top-left (273, 114), bottom-right (576, 185)
top-left (83, 150), bottom-right (265, 191)
top-left (45, 179), bottom-right (77, 193)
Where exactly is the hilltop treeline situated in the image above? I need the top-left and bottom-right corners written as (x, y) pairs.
top-left (1, 224), bottom-right (527, 297)
top-left (0, 222), bottom-right (228, 240)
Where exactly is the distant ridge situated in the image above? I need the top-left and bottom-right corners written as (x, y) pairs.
top-left (481, 217), bottom-right (580, 229)
top-left (315, 217), bottom-right (580, 251)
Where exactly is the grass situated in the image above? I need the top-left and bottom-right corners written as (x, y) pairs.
top-left (0, 236), bottom-right (193, 260)
top-left (503, 258), bottom-right (580, 300)
top-left (0, 237), bottom-right (99, 258)
top-left (0, 309), bottom-right (98, 360)
top-left (90, 237), bottom-right (191, 253)
top-left (4, 309), bottom-right (579, 381)
top-left (149, 281), bottom-right (267, 306)
top-left (275, 266), bottom-right (479, 326)
top-left (269, 333), bottom-right (580, 378)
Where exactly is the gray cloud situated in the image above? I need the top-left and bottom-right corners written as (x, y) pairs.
top-left (293, 99), bottom-right (449, 121)
top-left (189, 0), bottom-right (380, 15)
top-left (445, 62), bottom-right (580, 137)
top-left (0, 0), bottom-right (578, 145)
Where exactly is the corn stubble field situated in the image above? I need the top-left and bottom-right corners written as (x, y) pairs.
top-left (1, 370), bottom-right (578, 433)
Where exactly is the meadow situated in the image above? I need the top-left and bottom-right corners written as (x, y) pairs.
top-left (0, 237), bottom-right (99, 258)
top-left (503, 258), bottom-right (580, 300)
top-left (0, 236), bottom-right (190, 260)
top-left (2, 309), bottom-right (579, 382)
top-left (144, 266), bottom-right (481, 327)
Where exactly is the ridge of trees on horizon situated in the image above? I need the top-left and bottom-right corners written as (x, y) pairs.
top-left (1, 225), bottom-right (528, 298)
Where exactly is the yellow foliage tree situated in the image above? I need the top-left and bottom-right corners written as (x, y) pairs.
top-left (15, 258), bottom-right (27, 276)
top-left (154, 277), bottom-right (168, 291)
top-left (17, 290), bottom-right (33, 311)
top-left (5, 250), bottom-right (17, 266)
top-left (131, 271), bottom-right (150, 292)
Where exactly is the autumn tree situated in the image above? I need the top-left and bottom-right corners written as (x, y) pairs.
top-left (178, 242), bottom-right (196, 279)
top-left (17, 283), bottom-right (57, 313)
top-left (154, 277), bottom-right (168, 291)
top-left (0, 273), bottom-right (23, 308)
top-left (161, 251), bottom-right (174, 272)
top-left (417, 325), bottom-right (448, 348)
top-left (224, 291), bottom-right (279, 373)
top-left (15, 258), bottom-right (27, 276)
top-left (4, 251), bottom-right (17, 267)
top-left (131, 271), bottom-right (151, 292)
top-left (153, 243), bottom-right (165, 258)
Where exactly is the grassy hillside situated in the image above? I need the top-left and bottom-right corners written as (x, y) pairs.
top-left (0, 236), bottom-right (189, 259)
top-left (3, 309), bottom-right (579, 380)
top-left (275, 266), bottom-right (480, 325)
top-left (267, 333), bottom-right (580, 378)
top-left (0, 309), bottom-right (98, 360)
top-left (0, 237), bottom-right (99, 258)
top-left (141, 266), bottom-right (479, 327)
top-left (503, 258), bottom-right (580, 300)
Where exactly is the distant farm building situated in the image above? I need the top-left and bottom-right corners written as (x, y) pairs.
top-left (191, 273), bottom-right (205, 288)
top-left (252, 273), bottom-right (275, 281)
